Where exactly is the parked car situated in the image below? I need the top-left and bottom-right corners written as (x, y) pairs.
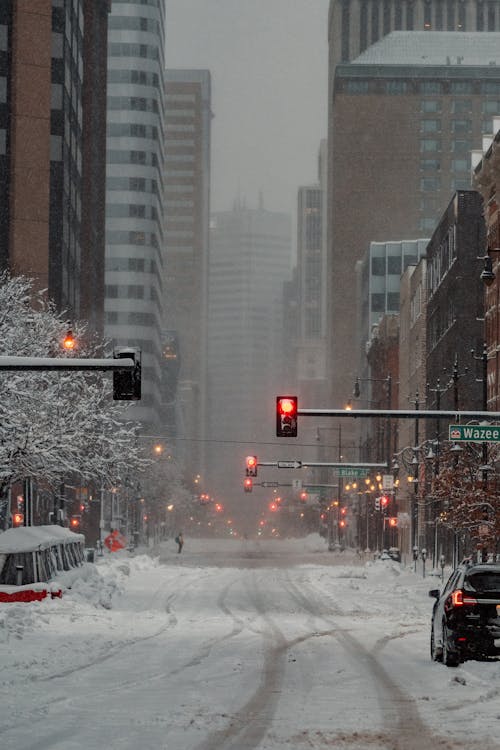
top-left (429, 559), bottom-right (500, 666)
top-left (388, 547), bottom-right (401, 562)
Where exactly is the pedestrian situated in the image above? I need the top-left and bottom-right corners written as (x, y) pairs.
top-left (175, 532), bottom-right (184, 554)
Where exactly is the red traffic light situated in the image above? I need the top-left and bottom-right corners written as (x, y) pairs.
top-left (244, 478), bottom-right (253, 493)
top-left (12, 512), bottom-right (24, 527)
top-left (388, 516), bottom-right (398, 527)
top-left (380, 495), bottom-right (390, 508)
top-left (276, 396), bottom-right (298, 437)
top-left (245, 455), bottom-right (258, 477)
top-left (299, 491), bottom-right (308, 503)
top-left (70, 515), bottom-right (81, 529)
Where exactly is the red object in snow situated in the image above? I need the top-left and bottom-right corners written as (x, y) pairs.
top-left (104, 529), bottom-right (127, 552)
top-left (0, 588), bottom-right (62, 603)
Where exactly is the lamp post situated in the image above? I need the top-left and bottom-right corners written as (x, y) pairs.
top-left (471, 343), bottom-right (489, 486)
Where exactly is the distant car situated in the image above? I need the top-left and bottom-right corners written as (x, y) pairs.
top-left (388, 547), bottom-right (401, 562)
top-left (429, 559), bottom-right (500, 666)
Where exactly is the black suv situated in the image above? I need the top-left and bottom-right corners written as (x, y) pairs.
top-left (429, 560), bottom-right (500, 667)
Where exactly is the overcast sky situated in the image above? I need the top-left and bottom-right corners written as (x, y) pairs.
top-left (164, 0), bottom-right (329, 218)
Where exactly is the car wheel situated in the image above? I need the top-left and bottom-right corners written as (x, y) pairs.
top-left (442, 624), bottom-right (460, 667)
top-left (430, 625), bottom-right (442, 662)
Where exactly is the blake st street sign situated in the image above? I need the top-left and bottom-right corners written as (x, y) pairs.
top-left (449, 424), bottom-right (500, 443)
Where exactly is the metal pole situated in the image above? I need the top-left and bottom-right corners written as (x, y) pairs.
top-left (482, 342), bottom-right (488, 486)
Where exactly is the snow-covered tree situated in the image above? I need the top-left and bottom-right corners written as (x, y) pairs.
top-left (0, 273), bottom-right (148, 515)
top-left (432, 441), bottom-right (500, 553)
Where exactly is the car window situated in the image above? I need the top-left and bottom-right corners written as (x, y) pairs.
top-left (443, 569), bottom-right (461, 594)
top-left (465, 572), bottom-right (500, 592)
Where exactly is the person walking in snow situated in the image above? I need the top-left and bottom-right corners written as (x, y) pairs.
top-left (175, 532), bottom-right (184, 553)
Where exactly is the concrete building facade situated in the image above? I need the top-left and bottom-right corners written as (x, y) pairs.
top-left (105, 0), bottom-right (166, 427)
top-left (164, 69), bottom-right (211, 479)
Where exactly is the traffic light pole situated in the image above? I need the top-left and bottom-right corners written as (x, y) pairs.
top-left (0, 355), bottom-right (136, 372)
top-left (296, 407), bottom-right (500, 420)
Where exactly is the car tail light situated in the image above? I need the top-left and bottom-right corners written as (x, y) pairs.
top-left (447, 589), bottom-right (478, 608)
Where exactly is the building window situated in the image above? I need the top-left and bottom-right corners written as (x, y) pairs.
top-left (387, 292), bottom-right (399, 311)
top-left (371, 293), bottom-right (385, 313)
top-left (420, 139), bottom-right (441, 153)
top-left (420, 159), bottom-right (440, 170)
top-left (371, 257), bottom-right (385, 275)
top-left (386, 80), bottom-right (407, 95)
top-left (421, 119), bottom-right (440, 133)
top-left (421, 176), bottom-right (440, 191)
top-left (387, 255), bottom-right (402, 275)
top-left (421, 100), bottom-right (441, 113)
top-left (451, 99), bottom-right (472, 114)
top-left (420, 81), bottom-right (442, 95)
top-left (482, 100), bottom-right (500, 114)
top-left (346, 80), bottom-right (369, 94)
top-left (451, 119), bottom-right (471, 133)
top-left (451, 139), bottom-right (471, 153)
top-left (482, 83), bottom-right (500, 95)
top-left (451, 157), bottom-right (469, 172)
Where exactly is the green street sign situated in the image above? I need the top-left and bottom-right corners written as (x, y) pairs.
top-left (449, 424), bottom-right (500, 443)
top-left (337, 467), bottom-right (369, 478)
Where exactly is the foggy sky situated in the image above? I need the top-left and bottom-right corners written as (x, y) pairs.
top-left (165, 0), bottom-right (329, 218)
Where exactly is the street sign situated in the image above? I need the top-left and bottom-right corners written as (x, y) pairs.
top-left (260, 481), bottom-right (279, 487)
top-left (337, 467), bottom-right (369, 478)
top-left (382, 474), bottom-right (394, 490)
top-left (449, 424), bottom-right (500, 443)
top-left (277, 460), bottom-right (302, 469)
top-left (292, 478), bottom-right (302, 490)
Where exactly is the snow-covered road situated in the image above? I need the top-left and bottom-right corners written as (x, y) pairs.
top-left (0, 535), bottom-right (499, 750)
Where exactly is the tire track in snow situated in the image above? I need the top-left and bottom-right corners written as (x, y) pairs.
top-left (283, 570), bottom-right (500, 750)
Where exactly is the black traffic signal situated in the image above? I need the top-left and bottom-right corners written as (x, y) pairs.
top-left (113, 347), bottom-right (141, 401)
top-left (245, 456), bottom-right (258, 477)
top-left (244, 478), bottom-right (253, 493)
top-left (276, 396), bottom-right (298, 437)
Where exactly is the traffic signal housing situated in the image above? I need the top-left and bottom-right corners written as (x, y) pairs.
top-left (12, 512), bottom-right (24, 527)
top-left (113, 347), bottom-right (141, 401)
top-left (380, 495), bottom-right (390, 512)
top-left (375, 497), bottom-right (381, 511)
top-left (276, 396), bottom-right (298, 437)
top-left (244, 478), bottom-right (253, 493)
top-left (245, 455), bottom-right (258, 477)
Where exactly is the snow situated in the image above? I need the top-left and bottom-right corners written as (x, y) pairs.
top-left (0, 524), bottom-right (84, 553)
top-left (0, 534), bottom-right (499, 750)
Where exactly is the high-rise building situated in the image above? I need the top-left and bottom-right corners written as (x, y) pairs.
top-left (105, 0), bottom-right (166, 427)
top-left (1, 0), bottom-right (110, 330)
top-left (207, 203), bottom-right (292, 506)
top-left (327, 31), bottom-right (500, 411)
top-left (295, 141), bottom-right (329, 410)
top-left (164, 69), bottom-right (211, 479)
top-left (328, 0), bottom-right (500, 69)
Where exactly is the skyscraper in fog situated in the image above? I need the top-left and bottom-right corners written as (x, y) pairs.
top-left (105, 0), bottom-right (166, 427)
top-left (164, 69), bottom-right (212, 480)
top-left (207, 203), bottom-right (292, 502)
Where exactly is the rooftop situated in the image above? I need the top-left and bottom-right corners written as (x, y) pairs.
top-left (353, 32), bottom-right (500, 67)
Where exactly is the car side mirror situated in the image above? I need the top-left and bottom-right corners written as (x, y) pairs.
top-left (428, 589), bottom-right (440, 599)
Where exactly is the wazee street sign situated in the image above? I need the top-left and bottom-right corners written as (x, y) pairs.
top-left (449, 424), bottom-right (500, 443)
